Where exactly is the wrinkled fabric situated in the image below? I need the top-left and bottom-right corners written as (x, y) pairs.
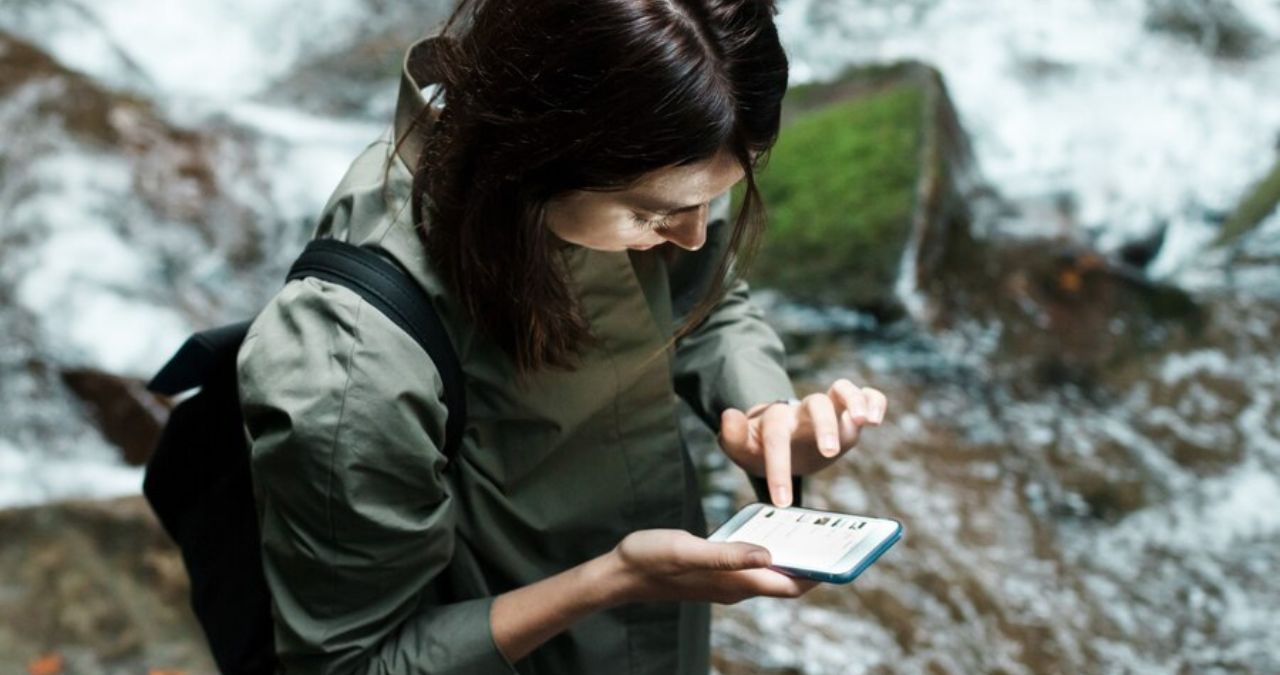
top-left (235, 35), bottom-right (798, 675)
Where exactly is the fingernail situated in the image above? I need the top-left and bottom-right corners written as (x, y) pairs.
top-left (748, 551), bottom-right (771, 566)
top-left (776, 485), bottom-right (791, 507)
top-left (821, 434), bottom-right (839, 456)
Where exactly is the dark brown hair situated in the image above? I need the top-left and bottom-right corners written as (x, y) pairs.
top-left (393, 0), bottom-right (788, 382)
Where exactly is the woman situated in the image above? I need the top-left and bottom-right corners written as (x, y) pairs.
top-left (236, 0), bottom-right (888, 673)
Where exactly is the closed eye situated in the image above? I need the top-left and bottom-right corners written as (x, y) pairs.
top-left (632, 211), bottom-right (673, 232)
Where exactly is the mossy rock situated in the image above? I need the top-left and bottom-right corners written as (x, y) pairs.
top-left (1216, 157), bottom-right (1280, 246)
top-left (737, 62), bottom-right (977, 317)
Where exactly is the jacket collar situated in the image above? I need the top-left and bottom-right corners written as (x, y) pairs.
top-left (394, 35), bottom-right (448, 171)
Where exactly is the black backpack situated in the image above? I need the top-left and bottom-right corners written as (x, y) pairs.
top-left (140, 238), bottom-right (467, 675)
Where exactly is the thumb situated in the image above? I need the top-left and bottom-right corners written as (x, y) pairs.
top-left (681, 538), bottom-right (773, 571)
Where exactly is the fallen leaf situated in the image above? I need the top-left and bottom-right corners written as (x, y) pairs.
top-left (1058, 269), bottom-right (1082, 293)
top-left (28, 653), bottom-right (62, 675)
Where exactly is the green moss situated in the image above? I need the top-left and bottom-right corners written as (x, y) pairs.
top-left (735, 83), bottom-right (925, 309)
top-left (1217, 159), bottom-right (1280, 246)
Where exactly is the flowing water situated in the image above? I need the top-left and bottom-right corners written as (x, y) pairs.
top-left (2, 0), bottom-right (1278, 672)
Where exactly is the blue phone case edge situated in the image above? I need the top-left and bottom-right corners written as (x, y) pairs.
top-left (772, 520), bottom-right (903, 584)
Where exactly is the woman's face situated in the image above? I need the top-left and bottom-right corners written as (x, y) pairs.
top-left (543, 149), bottom-right (745, 253)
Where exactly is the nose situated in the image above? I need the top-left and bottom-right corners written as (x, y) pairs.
top-left (661, 205), bottom-right (708, 251)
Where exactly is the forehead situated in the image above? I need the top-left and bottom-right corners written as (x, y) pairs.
top-left (625, 149), bottom-right (744, 202)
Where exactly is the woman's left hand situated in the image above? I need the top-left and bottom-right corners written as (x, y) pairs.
top-left (717, 378), bottom-right (887, 507)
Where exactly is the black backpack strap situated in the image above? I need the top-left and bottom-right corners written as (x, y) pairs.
top-left (147, 319), bottom-right (255, 396)
top-left (284, 238), bottom-right (468, 462)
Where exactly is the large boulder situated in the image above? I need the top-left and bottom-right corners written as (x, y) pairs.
top-left (925, 233), bottom-right (1204, 389)
top-left (739, 61), bottom-right (980, 319)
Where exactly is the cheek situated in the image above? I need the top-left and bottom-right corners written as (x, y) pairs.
top-left (555, 203), bottom-right (603, 238)
top-left (555, 206), bottom-right (637, 247)
top-left (588, 208), bottom-right (642, 243)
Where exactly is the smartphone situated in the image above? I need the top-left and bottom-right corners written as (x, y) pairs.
top-left (706, 502), bottom-right (903, 584)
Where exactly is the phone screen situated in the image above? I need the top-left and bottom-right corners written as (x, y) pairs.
top-left (722, 505), bottom-right (874, 572)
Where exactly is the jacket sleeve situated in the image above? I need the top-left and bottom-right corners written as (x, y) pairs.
top-left (668, 193), bottom-right (804, 506)
top-left (236, 276), bottom-right (519, 675)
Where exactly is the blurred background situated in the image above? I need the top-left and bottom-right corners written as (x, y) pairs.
top-left (2, 0), bottom-right (1278, 673)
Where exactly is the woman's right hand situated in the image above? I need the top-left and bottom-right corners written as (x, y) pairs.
top-left (606, 528), bottom-right (819, 605)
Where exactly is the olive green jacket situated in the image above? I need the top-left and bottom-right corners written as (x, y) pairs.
top-left (236, 35), bottom-right (799, 675)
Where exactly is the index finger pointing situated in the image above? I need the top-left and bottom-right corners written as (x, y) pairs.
top-left (761, 402), bottom-right (796, 507)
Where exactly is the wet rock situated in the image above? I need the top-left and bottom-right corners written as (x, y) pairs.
top-left (0, 30), bottom-right (280, 324)
top-left (0, 30), bottom-right (144, 146)
top-left (1011, 55), bottom-right (1074, 82)
top-left (0, 495), bottom-right (215, 674)
top-left (260, 28), bottom-right (413, 120)
top-left (1145, 0), bottom-right (1269, 60)
top-left (112, 106), bottom-right (266, 271)
top-left (926, 237), bottom-right (1204, 388)
top-left (740, 61), bottom-right (980, 320)
top-left (1117, 223), bottom-right (1168, 270)
top-left (1046, 435), bottom-right (1162, 522)
top-left (257, 0), bottom-right (455, 119)
top-left (0, 0), bottom-right (152, 94)
top-left (59, 368), bottom-right (171, 466)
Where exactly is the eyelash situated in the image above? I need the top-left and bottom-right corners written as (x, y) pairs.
top-left (632, 212), bottom-right (673, 232)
